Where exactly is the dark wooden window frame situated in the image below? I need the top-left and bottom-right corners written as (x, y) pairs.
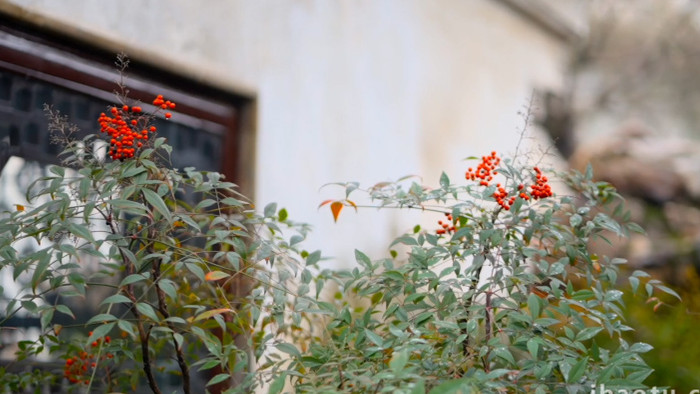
top-left (0, 12), bottom-right (252, 186)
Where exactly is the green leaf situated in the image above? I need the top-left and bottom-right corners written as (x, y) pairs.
top-left (383, 270), bottom-right (404, 281)
top-left (31, 254), bottom-right (51, 292)
top-left (21, 300), bottom-right (38, 313)
top-left (195, 199), bottom-right (217, 211)
top-left (629, 342), bottom-right (653, 353)
top-left (278, 208), bottom-right (288, 222)
top-left (364, 329), bottom-right (384, 347)
top-left (305, 250), bottom-right (321, 266)
top-left (569, 214), bottom-right (582, 227)
top-left (157, 279), bottom-right (178, 299)
top-left (166, 316), bottom-right (188, 325)
top-left (40, 308), bottom-right (54, 330)
top-left (290, 234), bottom-right (304, 246)
top-left (485, 369), bottom-right (510, 379)
top-left (49, 165), bottom-right (65, 177)
top-left (101, 294), bottom-right (132, 306)
top-left (389, 349), bottom-right (408, 373)
top-left (173, 332), bottom-right (184, 351)
top-left (631, 270), bottom-right (651, 278)
top-left (54, 304), bottom-right (74, 319)
top-left (440, 172), bottom-right (450, 188)
top-left (629, 276), bottom-right (639, 293)
top-left (655, 284), bottom-right (681, 301)
top-left (185, 262), bottom-right (206, 282)
top-left (355, 249), bottom-right (371, 268)
top-left (276, 342), bottom-right (301, 358)
top-left (534, 362), bottom-right (553, 380)
top-left (627, 368), bottom-right (653, 384)
top-left (625, 221), bottom-right (645, 234)
top-left (527, 338), bottom-right (539, 359)
top-left (135, 302), bottom-right (160, 322)
top-left (593, 213), bottom-right (623, 236)
top-left (264, 202), bottom-right (277, 218)
top-left (414, 311), bottom-right (433, 326)
top-left (120, 274), bottom-right (148, 287)
top-left (568, 357), bottom-right (588, 383)
top-left (576, 327), bottom-right (602, 342)
top-left (67, 223), bottom-right (94, 242)
top-left (559, 360), bottom-right (572, 382)
top-left (142, 188), bottom-right (172, 223)
top-left (68, 272), bottom-right (86, 296)
top-left (493, 347), bottom-right (515, 365)
top-left (206, 373), bottom-right (230, 387)
top-left (220, 197), bottom-right (244, 207)
top-left (428, 378), bottom-right (471, 394)
top-left (390, 235), bottom-right (418, 247)
top-left (87, 314), bottom-right (117, 325)
top-left (108, 199), bottom-right (149, 214)
top-left (78, 177), bottom-right (90, 200)
top-left (268, 372), bottom-right (287, 394)
top-left (88, 322), bottom-right (115, 342)
top-left (527, 293), bottom-right (541, 320)
top-left (410, 379), bottom-right (426, 394)
top-left (117, 319), bottom-right (137, 338)
top-left (121, 164), bottom-right (147, 178)
top-left (176, 214), bottom-right (200, 231)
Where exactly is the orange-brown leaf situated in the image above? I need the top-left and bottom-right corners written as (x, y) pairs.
top-left (345, 199), bottom-right (358, 211)
top-left (204, 270), bottom-right (230, 281)
top-left (319, 199), bottom-right (334, 208)
top-left (14, 204), bottom-right (25, 212)
top-left (330, 201), bottom-right (344, 222)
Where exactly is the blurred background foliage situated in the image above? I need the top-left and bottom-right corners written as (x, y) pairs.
top-left (539, 1), bottom-right (700, 389)
top-left (624, 270), bottom-right (700, 390)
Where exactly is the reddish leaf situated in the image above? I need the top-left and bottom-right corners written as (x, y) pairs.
top-left (345, 199), bottom-right (358, 211)
top-left (318, 199), bottom-right (334, 208)
top-left (330, 201), bottom-right (344, 222)
top-left (204, 271), bottom-right (230, 281)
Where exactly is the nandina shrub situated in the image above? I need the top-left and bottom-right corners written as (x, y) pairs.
top-left (272, 153), bottom-right (678, 393)
top-left (0, 63), bottom-right (675, 392)
top-left (0, 77), bottom-right (317, 393)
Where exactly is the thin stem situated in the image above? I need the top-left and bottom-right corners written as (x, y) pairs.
top-left (140, 325), bottom-right (160, 394)
top-left (100, 205), bottom-right (161, 394)
top-left (153, 257), bottom-right (190, 393)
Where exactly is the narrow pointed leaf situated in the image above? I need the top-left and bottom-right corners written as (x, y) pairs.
top-left (330, 201), bottom-right (344, 222)
top-left (142, 188), bottom-right (172, 223)
top-left (205, 270), bottom-right (231, 281)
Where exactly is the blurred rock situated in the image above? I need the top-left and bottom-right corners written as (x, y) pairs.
top-left (569, 122), bottom-right (700, 283)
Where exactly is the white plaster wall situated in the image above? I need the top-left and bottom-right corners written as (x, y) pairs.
top-left (7, 0), bottom-right (573, 268)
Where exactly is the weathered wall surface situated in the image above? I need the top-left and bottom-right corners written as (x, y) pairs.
top-left (5, 0), bottom-right (575, 267)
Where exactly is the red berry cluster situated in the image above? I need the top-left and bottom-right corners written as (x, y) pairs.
top-left (153, 94), bottom-right (176, 119)
top-left (493, 184), bottom-right (517, 210)
top-left (63, 333), bottom-right (113, 385)
top-left (436, 212), bottom-right (456, 235)
top-left (465, 151), bottom-right (500, 186)
top-left (465, 152), bottom-right (553, 211)
top-left (530, 166), bottom-right (553, 199)
top-left (98, 95), bottom-right (176, 160)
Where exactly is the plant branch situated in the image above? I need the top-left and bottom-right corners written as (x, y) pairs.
top-left (100, 205), bottom-right (161, 394)
top-left (153, 256), bottom-right (190, 394)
